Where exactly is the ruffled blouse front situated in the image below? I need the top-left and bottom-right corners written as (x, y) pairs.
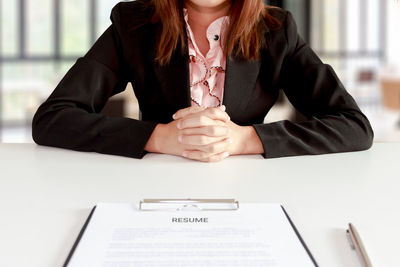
top-left (183, 8), bottom-right (230, 107)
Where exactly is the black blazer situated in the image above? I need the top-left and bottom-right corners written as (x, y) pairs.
top-left (32, 0), bottom-right (374, 159)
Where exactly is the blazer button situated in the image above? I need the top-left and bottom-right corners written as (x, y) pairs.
top-left (214, 35), bottom-right (219, 41)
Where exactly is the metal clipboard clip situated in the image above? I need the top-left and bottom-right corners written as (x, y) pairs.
top-left (139, 199), bottom-right (239, 211)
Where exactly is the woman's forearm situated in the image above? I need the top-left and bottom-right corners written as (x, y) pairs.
top-left (236, 126), bottom-right (264, 155)
top-left (144, 124), bottom-right (164, 153)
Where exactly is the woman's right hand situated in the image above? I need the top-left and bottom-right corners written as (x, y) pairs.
top-left (144, 106), bottom-right (232, 162)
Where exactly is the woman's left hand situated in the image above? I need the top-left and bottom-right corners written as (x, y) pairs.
top-left (172, 106), bottom-right (264, 161)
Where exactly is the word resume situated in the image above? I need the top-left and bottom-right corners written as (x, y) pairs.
top-left (65, 203), bottom-right (316, 267)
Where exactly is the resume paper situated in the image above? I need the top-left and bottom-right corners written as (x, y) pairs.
top-left (65, 203), bottom-right (316, 267)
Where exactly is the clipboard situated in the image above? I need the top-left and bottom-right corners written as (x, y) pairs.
top-left (139, 198), bottom-right (239, 211)
top-left (64, 199), bottom-right (318, 267)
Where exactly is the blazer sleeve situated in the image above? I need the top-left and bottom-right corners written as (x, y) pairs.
top-left (253, 11), bottom-right (374, 158)
top-left (32, 4), bottom-right (157, 159)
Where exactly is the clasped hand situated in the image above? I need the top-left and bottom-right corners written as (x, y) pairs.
top-left (173, 105), bottom-right (239, 162)
top-left (146, 105), bottom-right (248, 162)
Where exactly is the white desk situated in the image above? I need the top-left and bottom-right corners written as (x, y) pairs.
top-left (0, 143), bottom-right (399, 267)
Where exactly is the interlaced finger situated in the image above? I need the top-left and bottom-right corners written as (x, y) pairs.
top-left (174, 106), bottom-right (229, 122)
top-left (179, 125), bottom-right (230, 137)
top-left (177, 115), bottom-right (227, 129)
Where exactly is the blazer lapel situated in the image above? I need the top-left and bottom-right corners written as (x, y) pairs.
top-left (152, 30), bottom-right (191, 112)
top-left (223, 56), bottom-right (261, 119)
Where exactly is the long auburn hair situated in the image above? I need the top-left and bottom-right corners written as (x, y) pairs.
top-left (148, 0), bottom-right (279, 66)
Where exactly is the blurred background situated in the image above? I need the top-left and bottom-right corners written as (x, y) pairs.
top-left (0, 0), bottom-right (399, 143)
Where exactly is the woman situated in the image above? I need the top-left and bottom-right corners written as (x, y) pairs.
top-left (32, 0), bottom-right (373, 162)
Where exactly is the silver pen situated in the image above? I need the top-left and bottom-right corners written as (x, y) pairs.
top-left (346, 223), bottom-right (373, 267)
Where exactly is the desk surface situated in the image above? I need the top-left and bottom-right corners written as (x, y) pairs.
top-left (0, 143), bottom-right (399, 267)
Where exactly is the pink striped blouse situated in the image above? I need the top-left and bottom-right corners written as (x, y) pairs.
top-left (183, 8), bottom-right (230, 108)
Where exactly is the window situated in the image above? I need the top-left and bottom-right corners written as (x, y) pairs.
top-left (0, 0), bottom-right (121, 142)
top-left (310, 0), bottom-right (386, 107)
